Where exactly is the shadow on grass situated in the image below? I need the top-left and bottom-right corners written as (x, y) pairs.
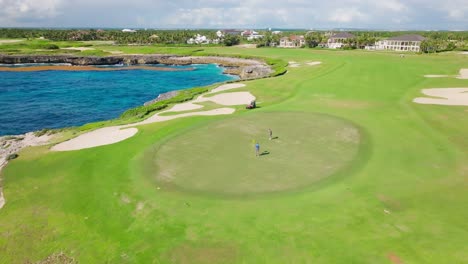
top-left (260, 151), bottom-right (270, 156)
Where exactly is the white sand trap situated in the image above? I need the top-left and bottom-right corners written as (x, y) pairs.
top-left (457, 69), bottom-right (468, 79)
top-left (52, 108), bottom-right (235, 151)
top-left (413, 88), bottom-right (468, 106)
top-left (460, 52), bottom-right (468, 55)
top-left (139, 108), bottom-right (235, 125)
top-left (52, 127), bottom-right (138, 151)
top-left (289, 64), bottom-right (300, 68)
top-left (62, 47), bottom-right (95, 51)
top-left (200, 92), bottom-right (255, 106)
top-left (0, 191), bottom-right (4, 209)
top-left (209, 83), bottom-right (245, 94)
top-left (0, 39), bottom-right (24, 44)
top-left (424, 75), bottom-right (449, 78)
top-left (52, 81), bottom-right (255, 151)
top-left (167, 102), bottom-right (203, 112)
top-left (306, 61), bottom-right (322, 66)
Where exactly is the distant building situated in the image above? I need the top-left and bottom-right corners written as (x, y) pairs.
top-left (122, 29), bottom-right (137, 33)
top-left (375, 34), bottom-right (426, 52)
top-left (241, 30), bottom-right (264, 41)
top-left (223, 29), bottom-right (242, 36)
top-left (279, 35), bottom-right (305, 48)
top-left (216, 30), bottom-right (224, 38)
top-left (187, 34), bottom-right (216, 45)
top-left (327, 32), bottom-right (355, 49)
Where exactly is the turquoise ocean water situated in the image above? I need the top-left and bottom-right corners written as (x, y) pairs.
top-left (0, 64), bottom-right (236, 136)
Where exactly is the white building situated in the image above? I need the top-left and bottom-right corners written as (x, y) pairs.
top-left (375, 34), bottom-right (426, 52)
top-left (186, 34), bottom-right (220, 45)
top-left (279, 35), bottom-right (305, 48)
top-left (327, 32), bottom-right (355, 49)
top-left (241, 30), bottom-right (264, 41)
top-left (122, 29), bottom-right (137, 33)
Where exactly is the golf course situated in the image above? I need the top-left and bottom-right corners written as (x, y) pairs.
top-left (0, 47), bottom-right (467, 263)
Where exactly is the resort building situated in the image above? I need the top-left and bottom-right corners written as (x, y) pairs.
top-left (375, 34), bottom-right (426, 52)
top-left (279, 35), bottom-right (305, 48)
top-left (241, 30), bottom-right (264, 41)
top-left (222, 29), bottom-right (242, 36)
top-left (187, 34), bottom-right (211, 44)
top-left (327, 32), bottom-right (355, 49)
top-left (122, 29), bottom-right (137, 33)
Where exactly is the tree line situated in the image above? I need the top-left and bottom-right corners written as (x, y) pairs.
top-left (0, 28), bottom-right (466, 52)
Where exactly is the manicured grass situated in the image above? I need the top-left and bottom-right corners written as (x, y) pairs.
top-left (153, 112), bottom-right (361, 196)
top-left (0, 47), bottom-right (467, 263)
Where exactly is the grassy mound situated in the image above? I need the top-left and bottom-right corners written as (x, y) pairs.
top-left (152, 112), bottom-right (362, 196)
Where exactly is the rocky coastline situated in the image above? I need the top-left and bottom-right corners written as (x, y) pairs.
top-left (0, 54), bottom-right (273, 80)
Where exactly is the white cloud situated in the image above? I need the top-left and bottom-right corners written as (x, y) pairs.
top-left (374, 0), bottom-right (407, 11)
top-left (0, 0), bottom-right (62, 25)
top-left (0, 0), bottom-right (466, 29)
top-left (328, 8), bottom-right (368, 23)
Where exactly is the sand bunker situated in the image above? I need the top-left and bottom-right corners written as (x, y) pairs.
top-left (460, 52), bottom-right (468, 55)
top-left (288, 61), bottom-right (300, 67)
top-left (167, 102), bottom-right (204, 112)
top-left (62, 47), bottom-right (95, 51)
top-left (307, 61), bottom-right (322, 66)
top-left (161, 84), bottom-right (247, 113)
top-left (52, 108), bottom-right (235, 151)
top-left (198, 92), bottom-right (255, 106)
top-left (209, 83), bottom-right (245, 93)
top-left (458, 69), bottom-right (468, 79)
top-left (424, 75), bottom-right (449, 78)
top-left (52, 83), bottom-right (254, 151)
top-left (413, 88), bottom-right (468, 106)
top-left (52, 127), bottom-right (138, 151)
top-left (0, 39), bottom-right (24, 44)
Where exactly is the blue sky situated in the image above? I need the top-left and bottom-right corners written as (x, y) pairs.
top-left (0, 0), bottom-right (466, 30)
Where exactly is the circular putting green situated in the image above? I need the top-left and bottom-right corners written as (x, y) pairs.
top-left (152, 112), bottom-right (362, 196)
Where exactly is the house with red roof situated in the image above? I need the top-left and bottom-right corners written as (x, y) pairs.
top-left (279, 35), bottom-right (305, 48)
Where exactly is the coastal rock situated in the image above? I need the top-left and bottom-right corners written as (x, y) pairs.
top-left (0, 55), bottom-right (273, 79)
top-left (144, 91), bottom-right (179, 106)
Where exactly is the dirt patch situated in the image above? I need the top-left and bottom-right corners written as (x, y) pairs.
top-left (61, 47), bottom-right (95, 51)
top-left (387, 252), bottom-right (404, 264)
top-left (235, 44), bottom-right (257, 49)
top-left (166, 243), bottom-right (237, 264)
top-left (27, 252), bottom-right (77, 264)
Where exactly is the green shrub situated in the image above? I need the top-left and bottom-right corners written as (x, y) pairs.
top-left (7, 153), bottom-right (18, 160)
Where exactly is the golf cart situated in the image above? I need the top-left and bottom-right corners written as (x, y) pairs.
top-left (246, 100), bottom-right (256, 109)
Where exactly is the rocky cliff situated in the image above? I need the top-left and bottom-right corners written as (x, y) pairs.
top-left (0, 54), bottom-right (273, 79)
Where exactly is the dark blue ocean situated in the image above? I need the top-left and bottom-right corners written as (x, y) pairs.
top-left (0, 64), bottom-right (236, 136)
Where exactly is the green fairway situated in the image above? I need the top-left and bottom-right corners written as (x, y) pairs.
top-left (153, 112), bottom-right (361, 196)
top-left (0, 47), bottom-right (467, 263)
